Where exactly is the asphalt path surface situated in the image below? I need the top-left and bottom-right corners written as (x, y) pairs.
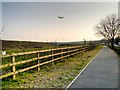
top-left (67, 46), bottom-right (118, 89)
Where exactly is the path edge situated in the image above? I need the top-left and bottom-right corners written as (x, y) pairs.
top-left (65, 46), bottom-right (103, 89)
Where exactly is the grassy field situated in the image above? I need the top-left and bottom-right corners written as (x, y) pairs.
top-left (4, 44), bottom-right (79, 55)
top-left (2, 40), bottom-right (78, 54)
top-left (2, 45), bottom-right (102, 88)
top-left (5, 45), bottom-right (66, 55)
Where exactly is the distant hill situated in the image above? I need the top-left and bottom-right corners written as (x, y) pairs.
top-left (2, 40), bottom-right (51, 50)
top-left (1, 39), bottom-right (103, 50)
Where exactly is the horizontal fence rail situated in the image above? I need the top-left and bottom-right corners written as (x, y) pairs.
top-left (0, 45), bottom-right (92, 80)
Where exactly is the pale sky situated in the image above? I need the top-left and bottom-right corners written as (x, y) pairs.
top-left (2, 2), bottom-right (118, 42)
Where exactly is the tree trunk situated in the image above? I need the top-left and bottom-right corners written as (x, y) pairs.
top-left (111, 38), bottom-right (114, 49)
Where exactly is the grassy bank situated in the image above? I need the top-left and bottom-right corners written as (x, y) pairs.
top-left (114, 47), bottom-right (120, 56)
top-left (2, 40), bottom-right (79, 54)
top-left (2, 45), bottom-right (102, 88)
top-left (5, 45), bottom-right (67, 55)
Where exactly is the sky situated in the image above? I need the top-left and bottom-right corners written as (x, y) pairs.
top-left (2, 2), bottom-right (118, 42)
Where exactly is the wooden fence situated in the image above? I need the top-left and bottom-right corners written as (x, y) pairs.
top-left (0, 45), bottom-right (91, 80)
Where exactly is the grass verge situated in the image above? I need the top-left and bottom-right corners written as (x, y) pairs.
top-left (114, 47), bottom-right (120, 57)
top-left (2, 45), bottom-right (102, 88)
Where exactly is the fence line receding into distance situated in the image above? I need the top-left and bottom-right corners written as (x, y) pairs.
top-left (0, 45), bottom-right (92, 80)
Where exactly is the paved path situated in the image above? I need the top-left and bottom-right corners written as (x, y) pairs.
top-left (67, 46), bottom-right (118, 89)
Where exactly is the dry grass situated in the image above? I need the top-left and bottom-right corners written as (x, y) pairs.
top-left (2, 45), bottom-right (102, 88)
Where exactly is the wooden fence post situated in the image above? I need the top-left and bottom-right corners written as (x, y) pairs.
top-left (67, 48), bottom-right (69, 58)
top-left (12, 53), bottom-right (16, 80)
top-left (84, 45), bottom-right (85, 52)
top-left (84, 45), bottom-right (86, 51)
top-left (51, 49), bottom-right (54, 65)
top-left (76, 47), bottom-right (78, 55)
top-left (79, 46), bottom-right (81, 53)
top-left (77, 47), bottom-right (79, 55)
top-left (79, 46), bottom-right (81, 58)
top-left (61, 48), bottom-right (63, 61)
top-left (74, 47), bottom-right (76, 55)
top-left (37, 51), bottom-right (40, 71)
top-left (86, 45), bottom-right (87, 51)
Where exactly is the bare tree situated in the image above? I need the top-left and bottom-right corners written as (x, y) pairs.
top-left (95, 14), bottom-right (120, 49)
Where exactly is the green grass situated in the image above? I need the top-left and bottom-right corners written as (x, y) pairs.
top-left (5, 45), bottom-right (78, 55)
top-left (5, 46), bottom-right (56, 54)
top-left (2, 45), bottom-right (102, 88)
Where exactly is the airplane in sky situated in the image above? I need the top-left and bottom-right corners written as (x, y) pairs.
top-left (58, 16), bottom-right (64, 19)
